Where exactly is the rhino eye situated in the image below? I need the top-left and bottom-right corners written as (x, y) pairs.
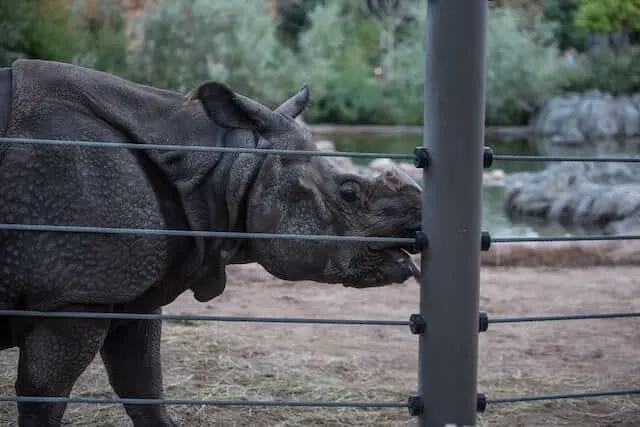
top-left (338, 182), bottom-right (359, 203)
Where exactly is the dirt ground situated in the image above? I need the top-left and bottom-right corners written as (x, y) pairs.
top-left (1, 256), bottom-right (640, 426)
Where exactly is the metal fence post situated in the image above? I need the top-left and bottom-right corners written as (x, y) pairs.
top-left (418, 0), bottom-right (487, 425)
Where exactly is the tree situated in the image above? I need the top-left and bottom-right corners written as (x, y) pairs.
top-left (542, 0), bottom-right (589, 51)
top-left (0, 0), bottom-right (77, 66)
top-left (574, 0), bottom-right (640, 47)
top-left (275, 0), bottom-right (325, 50)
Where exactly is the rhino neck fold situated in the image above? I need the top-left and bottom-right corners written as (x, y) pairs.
top-left (219, 130), bottom-right (267, 266)
top-left (173, 129), bottom-right (266, 301)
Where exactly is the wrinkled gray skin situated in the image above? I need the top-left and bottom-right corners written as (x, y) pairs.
top-left (0, 60), bottom-right (421, 427)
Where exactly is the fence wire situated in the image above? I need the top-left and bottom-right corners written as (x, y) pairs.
top-left (481, 144), bottom-right (640, 415)
top-left (487, 311), bottom-right (640, 324)
top-left (494, 154), bottom-right (640, 163)
top-left (485, 388), bottom-right (640, 406)
top-left (0, 136), bottom-right (416, 161)
top-left (0, 395), bottom-right (408, 408)
top-left (2, 309), bottom-right (638, 326)
top-left (2, 134), bottom-right (640, 421)
top-left (0, 309), bottom-right (409, 326)
top-left (492, 234), bottom-right (640, 243)
top-left (0, 223), bottom-right (415, 244)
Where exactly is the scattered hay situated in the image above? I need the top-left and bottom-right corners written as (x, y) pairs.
top-left (0, 266), bottom-right (639, 426)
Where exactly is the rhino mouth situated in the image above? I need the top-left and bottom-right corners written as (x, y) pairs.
top-left (392, 247), bottom-right (422, 283)
top-left (343, 246), bottom-right (421, 288)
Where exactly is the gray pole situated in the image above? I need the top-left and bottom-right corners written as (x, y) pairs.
top-left (418, 0), bottom-right (487, 425)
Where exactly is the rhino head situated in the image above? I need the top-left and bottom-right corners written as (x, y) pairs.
top-left (187, 81), bottom-right (422, 289)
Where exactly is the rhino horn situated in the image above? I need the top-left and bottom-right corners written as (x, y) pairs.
top-left (274, 85), bottom-right (310, 119)
top-left (380, 166), bottom-right (422, 192)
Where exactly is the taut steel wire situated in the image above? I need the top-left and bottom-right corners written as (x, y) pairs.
top-left (2, 135), bottom-right (640, 417)
top-left (494, 154), bottom-right (640, 163)
top-left (0, 223), bottom-right (415, 244)
top-left (0, 136), bottom-right (416, 161)
top-left (0, 309), bottom-right (409, 326)
top-left (0, 395), bottom-right (408, 408)
top-left (486, 388), bottom-right (640, 405)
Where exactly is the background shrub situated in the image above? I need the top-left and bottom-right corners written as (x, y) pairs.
top-left (5, 0), bottom-right (640, 127)
top-left (558, 46), bottom-right (640, 94)
top-left (0, 0), bottom-right (77, 66)
top-left (126, 0), bottom-right (295, 107)
top-left (484, 7), bottom-right (565, 125)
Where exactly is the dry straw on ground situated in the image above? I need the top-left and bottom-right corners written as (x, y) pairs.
top-left (1, 243), bottom-right (640, 426)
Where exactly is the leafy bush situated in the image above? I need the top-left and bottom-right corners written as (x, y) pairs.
top-left (0, 0), bottom-right (78, 66)
top-left (574, 0), bottom-right (640, 35)
top-left (542, 0), bottom-right (589, 52)
top-left (68, 1), bottom-right (129, 74)
top-left (484, 7), bottom-right (564, 125)
top-left (292, 0), bottom-right (425, 125)
top-left (275, 0), bottom-right (325, 50)
top-left (374, 2), bottom-right (426, 125)
top-left (292, 1), bottom-right (385, 124)
top-left (558, 46), bottom-right (640, 95)
top-left (358, 4), bottom-right (566, 126)
top-left (12, 1), bottom-right (640, 127)
top-left (128, 0), bottom-right (295, 106)
top-left (0, 0), bottom-right (129, 75)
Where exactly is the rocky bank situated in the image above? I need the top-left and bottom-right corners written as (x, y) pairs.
top-left (314, 140), bottom-right (507, 187)
top-left (529, 90), bottom-right (640, 143)
top-left (501, 91), bottom-right (640, 234)
top-left (503, 161), bottom-right (640, 234)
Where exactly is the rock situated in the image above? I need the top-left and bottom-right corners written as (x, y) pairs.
top-left (484, 169), bottom-right (506, 186)
top-left (529, 91), bottom-right (640, 143)
top-left (314, 140), bottom-right (336, 152)
top-left (503, 161), bottom-right (640, 233)
top-left (314, 140), bottom-right (354, 170)
top-left (369, 158), bottom-right (396, 171)
top-left (314, 140), bottom-right (509, 188)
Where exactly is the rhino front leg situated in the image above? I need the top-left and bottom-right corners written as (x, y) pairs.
top-left (15, 305), bottom-right (111, 427)
top-left (100, 313), bottom-right (178, 427)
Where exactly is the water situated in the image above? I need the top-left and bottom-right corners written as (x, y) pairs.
top-left (316, 132), bottom-right (640, 238)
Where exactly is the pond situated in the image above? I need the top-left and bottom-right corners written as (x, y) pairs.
top-left (315, 132), bottom-right (640, 239)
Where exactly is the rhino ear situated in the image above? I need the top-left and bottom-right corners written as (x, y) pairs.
top-left (185, 81), bottom-right (276, 131)
top-left (274, 85), bottom-right (310, 119)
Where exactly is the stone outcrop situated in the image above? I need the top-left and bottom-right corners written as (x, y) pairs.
top-left (314, 140), bottom-right (506, 187)
top-left (529, 90), bottom-right (640, 143)
top-left (503, 161), bottom-right (640, 234)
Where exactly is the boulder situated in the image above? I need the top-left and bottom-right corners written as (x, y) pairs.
top-left (314, 139), bottom-right (355, 170)
top-left (529, 91), bottom-right (640, 143)
top-left (503, 161), bottom-right (640, 233)
top-left (313, 141), bottom-right (507, 186)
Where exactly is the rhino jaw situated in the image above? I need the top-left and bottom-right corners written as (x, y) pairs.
top-left (342, 247), bottom-right (421, 288)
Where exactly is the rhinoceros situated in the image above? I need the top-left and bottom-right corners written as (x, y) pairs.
top-left (0, 59), bottom-right (422, 426)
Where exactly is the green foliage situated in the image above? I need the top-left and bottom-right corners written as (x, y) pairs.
top-left (68, 1), bottom-right (129, 74)
top-left (542, 0), bottom-right (589, 51)
top-left (574, 0), bottom-right (640, 34)
top-left (293, 0), bottom-right (423, 124)
top-left (557, 46), bottom-right (640, 94)
top-left (0, 0), bottom-right (77, 66)
top-left (276, 0), bottom-right (325, 50)
top-left (128, 0), bottom-right (294, 105)
top-left (485, 7), bottom-right (564, 125)
top-left (374, 2), bottom-right (426, 125)
top-left (7, 1), bottom-right (640, 127)
top-left (293, 1), bottom-right (379, 123)
top-left (379, 4), bottom-right (566, 126)
top-left (0, 0), bottom-right (129, 74)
